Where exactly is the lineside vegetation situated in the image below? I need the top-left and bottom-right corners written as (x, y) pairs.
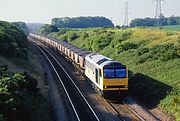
top-left (0, 21), bottom-right (52, 121)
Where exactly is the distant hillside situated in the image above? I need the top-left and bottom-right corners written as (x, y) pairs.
top-left (48, 27), bottom-right (180, 120)
top-left (51, 16), bottom-right (114, 28)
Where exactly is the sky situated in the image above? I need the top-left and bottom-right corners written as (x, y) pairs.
top-left (0, 0), bottom-right (179, 25)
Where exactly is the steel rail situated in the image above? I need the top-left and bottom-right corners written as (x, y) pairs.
top-left (122, 101), bottom-right (146, 121)
top-left (35, 44), bottom-right (81, 121)
top-left (104, 100), bottom-right (126, 121)
top-left (43, 46), bottom-right (100, 121)
top-left (36, 44), bottom-right (100, 121)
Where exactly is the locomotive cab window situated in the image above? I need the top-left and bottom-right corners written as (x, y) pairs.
top-left (104, 68), bottom-right (126, 78)
top-left (104, 69), bottom-right (115, 78)
top-left (115, 68), bottom-right (126, 78)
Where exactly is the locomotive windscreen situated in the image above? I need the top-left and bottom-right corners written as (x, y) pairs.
top-left (104, 67), bottom-right (126, 78)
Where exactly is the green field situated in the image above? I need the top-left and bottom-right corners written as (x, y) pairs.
top-left (161, 25), bottom-right (180, 31)
top-left (48, 27), bottom-right (180, 120)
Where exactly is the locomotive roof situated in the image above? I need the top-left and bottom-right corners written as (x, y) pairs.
top-left (85, 53), bottom-right (124, 68)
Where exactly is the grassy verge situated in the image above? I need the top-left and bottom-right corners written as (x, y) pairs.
top-left (48, 27), bottom-right (180, 120)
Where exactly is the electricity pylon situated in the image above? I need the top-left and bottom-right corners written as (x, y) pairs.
top-left (123, 1), bottom-right (129, 27)
top-left (154, 0), bottom-right (165, 26)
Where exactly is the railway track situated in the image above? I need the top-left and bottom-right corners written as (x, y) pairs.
top-left (35, 44), bottom-right (100, 121)
top-left (104, 97), bottom-right (159, 121)
top-left (103, 99), bottom-right (144, 121)
top-left (122, 101), bottom-right (146, 121)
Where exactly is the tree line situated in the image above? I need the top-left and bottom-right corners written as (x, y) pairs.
top-left (0, 21), bottom-right (28, 59)
top-left (37, 24), bottom-right (59, 36)
top-left (12, 22), bottom-right (27, 34)
top-left (51, 16), bottom-right (114, 28)
top-left (130, 15), bottom-right (180, 27)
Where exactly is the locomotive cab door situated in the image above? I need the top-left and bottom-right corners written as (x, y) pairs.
top-left (95, 68), bottom-right (100, 84)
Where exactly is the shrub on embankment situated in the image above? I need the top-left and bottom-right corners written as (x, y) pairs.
top-left (0, 21), bottom-right (28, 59)
top-left (0, 65), bottom-right (52, 121)
top-left (47, 27), bottom-right (180, 120)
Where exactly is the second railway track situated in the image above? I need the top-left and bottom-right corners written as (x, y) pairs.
top-left (35, 43), bottom-right (100, 121)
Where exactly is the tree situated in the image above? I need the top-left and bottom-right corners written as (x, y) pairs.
top-left (130, 18), bottom-right (146, 27)
top-left (130, 16), bottom-right (180, 27)
top-left (156, 14), bottom-right (168, 26)
top-left (12, 22), bottom-right (27, 34)
top-left (0, 21), bottom-right (28, 59)
top-left (167, 15), bottom-right (178, 25)
top-left (51, 16), bottom-right (114, 28)
top-left (37, 24), bottom-right (59, 36)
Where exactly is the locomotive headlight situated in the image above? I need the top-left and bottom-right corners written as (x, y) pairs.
top-left (124, 86), bottom-right (128, 88)
top-left (104, 86), bottom-right (107, 88)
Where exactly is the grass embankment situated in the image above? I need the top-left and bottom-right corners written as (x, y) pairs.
top-left (48, 27), bottom-right (180, 120)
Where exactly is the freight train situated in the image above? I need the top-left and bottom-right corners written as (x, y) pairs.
top-left (29, 33), bottom-right (128, 96)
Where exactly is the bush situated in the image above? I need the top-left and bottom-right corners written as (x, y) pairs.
top-left (177, 37), bottom-right (180, 56)
top-left (159, 49), bottom-right (179, 61)
top-left (88, 33), bottom-right (112, 52)
top-left (80, 32), bottom-right (89, 40)
top-left (67, 32), bottom-right (78, 42)
top-left (59, 34), bottom-right (68, 42)
top-left (110, 30), bottom-right (133, 50)
top-left (166, 31), bottom-right (175, 36)
top-left (137, 47), bottom-right (150, 56)
top-left (150, 44), bottom-right (179, 61)
top-left (114, 30), bottom-right (132, 43)
top-left (136, 44), bottom-right (180, 64)
top-left (59, 28), bottom-right (67, 34)
top-left (121, 42), bottom-right (138, 51)
top-left (0, 66), bottom-right (52, 121)
top-left (137, 53), bottom-right (151, 64)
